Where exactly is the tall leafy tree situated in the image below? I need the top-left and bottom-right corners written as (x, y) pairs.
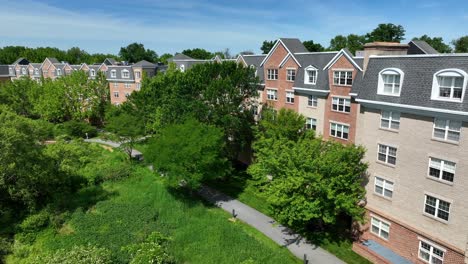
top-left (147, 118), bottom-right (230, 190)
top-left (181, 48), bottom-right (213, 60)
top-left (0, 77), bottom-right (39, 117)
top-left (452, 36), bottom-right (468, 53)
top-left (159, 53), bottom-right (173, 64)
top-left (66, 47), bottom-right (91, 64)
top-left (302, 40), bottom-right (325, 52)
top-left (413, 35), bottom-right (452, 53)
top-left (329, 35), bottom-right (348, 51)
top-left (260, 40), bottom-right (275, 54)
top-left (119, 43), bottom-right (158, 63)
top-left (365, 23), bottom-right (406, 42)
top-left (106, 112), bottom-right (145, 160)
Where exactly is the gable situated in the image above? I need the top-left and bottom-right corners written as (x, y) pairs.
top-left (323, 50), bottom-right (362, 71)
top-left (261, 39), bottom-right (302, 67)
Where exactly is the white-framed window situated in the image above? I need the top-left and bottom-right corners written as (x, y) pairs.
top-left (332, 97), bottom-right (351, 113)
top-left (380, 111), bottom-right (400, 130)
top-left (122, 70), bottom-right (130, 78)
top-left (56, 69), bottom-right (62, 76)
top-left (136, 83), bottom-right (141, 90)
top-left (135, 71), bottom-right (141, 78)
top-left (124, 83), bottom-right (131, 89)
top-left (431, 69), bottom-right (467, 102)
top-left (90, 69), bottom-right (96, 77)
top-left (111, 70), bottom-right (117, 78)
top-left (419, 240), bottom-right (445, 264)
top-left (333, 71), bottom-right (352, 86)
top-left (370, 217), bottom-right (390, 240)
top-left (378, 144), bottom-right (397, 165)
top-left (429, 158), bottom-right (456, 183)
top-left (306, 118), bottom-right (317, 130)
top-left (374, 177), bottom-right (393, 198)
top-left (308, 95), bottom-right (318, 107)
top-left (180, 64), bottom-right (185, 72)
top-left (113, 92), bottom-right (119, 98)
top-left (266, 89), bottom-right (278, 101)
top-left (9, 68), bottom-right (13, 75)
top-left (21, 68), bottom-right (27, 75)
top-left (330, 122), bottom-right (349, 140)
top-left (113, 82), bottom-right (118, 88)
top-left (34, 68), bottom-right (39, 75)
top-left (433, 118), bottom-right (461, 142)
top-left (305, 66), bottom-right (317, 85)
top-left (424, 195), bottom-right (450, 221)
top-left (267, 69), bottom-right (278, 80)
top-left (286, 91), bottom-right (294, 103)
top-left (286, 69), bottom-right (296, 81)
top-left (378, 68), bottom-right (404, 96)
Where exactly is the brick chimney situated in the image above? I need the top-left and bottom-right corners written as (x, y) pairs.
top-left (363, 42), bottom-right (409, 72)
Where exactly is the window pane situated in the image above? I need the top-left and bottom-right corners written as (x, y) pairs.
top-left (433, 128), bottom-right (446, 139)
top-left (387, 156), bottom-right (396, 165)
top-left (425, 204), bottom-right (436, 215)
top-left (390, 121), bottom-right (399, 130)
top-left (454, 77), bottom-right (463, 87)
top-left (381, 120), bottom-right (390, 128)
top-left (437, 210), bottom-right (449, 221)
top-left (426, 196), bottom-right (437, 206)
top-left (448, 121), bottom-right (461, 131)
top-left (380, 230), bottom-right (389, 239)
top-left (384, 189), bottom-right (393, 198)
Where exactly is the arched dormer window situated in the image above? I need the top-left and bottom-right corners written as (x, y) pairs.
top-left (377, 68), bottom-right (404, 96)
top-left (431, 69), bottom-right (467, 102)
top-left (180, 64), bottom-right (185, 72)
top-left (34, 68), bottom-right (39, 75)
top-left (21, 68), bottom-right (27, 75)
top-left (56, 68), bottom-right (62, 76)
top-left (90, 69), bottom-right (96, 77)
top-left (304, 66), bottom-right (318, 85)
top-left (122, 69), bottom-right (130, 78)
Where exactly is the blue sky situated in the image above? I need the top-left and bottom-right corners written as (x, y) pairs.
top-left (0, 0), bottom-right (467, 55)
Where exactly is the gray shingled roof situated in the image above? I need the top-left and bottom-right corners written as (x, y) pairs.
top-left (408, 40), bottom-right (439, 55)
top-left (0, 65), bottom-right (9, 76)
top-left (106, 66), bottom-right (134, 80)
top-left (280, 38), bottom-right (308, 53)
top-left (133, 60), bottom-right (156, 67)
top-left (241, 55), bottom-right (266, 83)
top-left (292, 52), bottom-right (338, 91)
top-left (47, 57), bottom-right (60, 64)
top-left (104, 58), bottom-right (118, 65)
top-left (357, 55), bottom-right (468, 112)
top-left (12, 58), bottom-right (29, 65)
top-left (168, 53), bottom-right (194, 61)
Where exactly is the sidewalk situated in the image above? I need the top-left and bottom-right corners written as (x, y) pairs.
top-left (84, 138), bottom-right (142, 158)
top-left (198, 185), bottom-right (345, 264)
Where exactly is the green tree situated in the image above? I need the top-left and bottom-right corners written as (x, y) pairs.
top-left (452, 36), bottom-right (468, 53)
top-left (159, 53), bottom-right (173, 64)
top-left (0, 77), bottom-right (39, 117)
top-left (413, 35), bottom-right (452, 53)
top-left (302, 40), bottom-right (325, 52)
top-left (260, 40), bottom-right (275, 54)
top-left (248, 108), bottom-right (367, 228)
top-left (365, 23), bottom-right (405, 42)
top-left (329, 35), bottom-right (348, 51)
top-left (106, 112), bottom-right (145, 160)
top-left (147, 119), bottom-right (230, 190)
top-left (123, 232), bottom-right (174, 264)
top-left (329, 34), bottom-right (365, 54)
top-left (66, 47), bottom-right (91, 64)
top-left (181, 48), bottom-right (213, 60)
top-left (119, 43), bottom-right (158, 63)
top-left (0, 46), bottom-right (27, 64)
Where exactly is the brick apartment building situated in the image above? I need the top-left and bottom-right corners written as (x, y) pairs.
top-left (4, 57), bottom-right (165, 105)
top-left (236, 38), bottom-right (468, 264)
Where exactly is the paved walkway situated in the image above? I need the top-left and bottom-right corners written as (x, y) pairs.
top-left (199, 185), bottom-right (345, 264)
top-left (84, 138), bottom-right (142, 158)
top-left (86, 137), bottom-right (344, 263)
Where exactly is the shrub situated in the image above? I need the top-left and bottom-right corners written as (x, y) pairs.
top-left (19, 210), bottom-right (50, 233)
top-left (0, 237), bottom-right (12, 256)
top-left (122, 232), bottom-right (173, 264)
top-left (27, 244), bottom-right (112, 264)
top-left (56, 120), bottom-right (97, 139)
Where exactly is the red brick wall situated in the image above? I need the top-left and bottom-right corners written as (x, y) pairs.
top-left (323, 55), bottom-right (359, 144)
top-left (355, 210), bottom-right (465, 264)
top-left (262, 43), bottom-right (299, 112)
top-left (109, 82), bottom-right (136, 105)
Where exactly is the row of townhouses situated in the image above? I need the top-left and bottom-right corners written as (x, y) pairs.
top-left (0, 57), bottom-right (166, 105)
top-left (1, 39), bottom-right (467, 264)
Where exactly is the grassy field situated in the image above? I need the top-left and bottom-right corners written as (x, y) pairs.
top-left (7, 162), bottom-right (300, 263)
top-left (207, 169), bottom-right (371, 264)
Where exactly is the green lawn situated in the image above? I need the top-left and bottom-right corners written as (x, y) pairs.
top-left (207, 170), bottom-right (371, 264)
top-left (8, 164), bottom-right (300, 264)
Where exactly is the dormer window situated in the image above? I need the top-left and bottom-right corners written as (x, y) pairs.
top-left (57, 69), bottom-right (62, 76)
top-left (180, 65), bottom-right (185, 72)
top-left (34, 68), bottom-right (39, 75)
top-left (122, 70), bottom-right (130, 78)
top-left (333, 71), bottom-right (352, 86)
top-left (378, 68), bottom-right (404, 96)
top-left (90, 69), bottom-right (96, 77)
top-left (21, 68), bottom-right (27, 75)
top-left (431, 69), bottom-right (467, 102)
top-left (305, 66), bottom-right (318, 85)
top-left (111, 70), bottom-right (117, 78)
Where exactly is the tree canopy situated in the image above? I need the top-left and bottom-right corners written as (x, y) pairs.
top-left (452, 36), bottom-right (468, 53)
top-left (181, 48), bottom-right (213, 60)
top-left (302, 40), bottom-right (325, 52)
top-left (260, 40), bottom-right (275, 54)
top-left (413, 35), bottom-right (452, 53)
top-left (119, 43), bottom-right (158, 63)
top-left (365, 23), bottom-right (406, 43)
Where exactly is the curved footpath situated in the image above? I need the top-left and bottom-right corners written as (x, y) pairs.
top-left (85, 138), bottom-right (345, 264)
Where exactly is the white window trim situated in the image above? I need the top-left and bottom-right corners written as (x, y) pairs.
top-left (332, 70), bottom-right (353, 86)
top-left (122, 69), bottom-right (130, 78)
top-left (418, 238), bottom-right (446, 264)
top-left (380, 110), bottom-right (401, 131)
top-left (304, 65), bottom-right (318, 85)
top-left (90, 69), bottom-right (96, 77)
top-left (432, 118), bottom-right (462, 143)
top-left (135, 71), bottom-right (141, 78)
top-left (286, 90), bottom-right (295, 104)
top-left (370, 216), bottom-right (390, 240)
top-left (377, 68), bottom-right (404, 97)
top-left (307, 95), bottom-right (318, 108)
top-left (329, 121), bottom-right (350, 140)
top-left (266, 88), bottom-right (278, 101)
top-left (331, 97), bottom-right (351, 113)
top-left (377, 143), bottom-right (397, 166)
top-left (111, 70), bottom-right (117, 78)
top-left (267, 69), bottom-right (278, 80)
top-left (180, 64), bottom-right (185, 72)
top-left (427, 157), bottom-right (456, 184)
top-left (423, 193), bottom-right (452, 223)
top-left (305, 117), bottom-right (317, 130)
top-left (56, 69), bottom-right (62, 76)
top-left (431, 68), bottom-right (468, 102)
top-left (374, 176), bottom-right (394, 199)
